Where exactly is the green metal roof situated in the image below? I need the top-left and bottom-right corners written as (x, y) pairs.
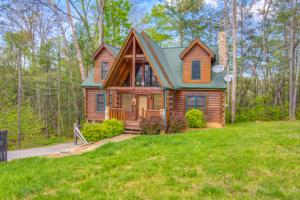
top-left (82, 30), bottom-right (226, 90)
top-left (143, 35), bottom-right (226, 89)
top-left (81, 68), bottom-right (103, 87)
top-left (105, 43), bottom-right (120, 57)
top-left (134, 31), bottom-right (171, 88)
top-left (161, 47), bottom-right (226, 89)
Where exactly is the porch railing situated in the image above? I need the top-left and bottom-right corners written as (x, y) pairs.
top-left (143, 109), bottom-right (161, 118)
top-left (109, 108), bottom-right (125, 121)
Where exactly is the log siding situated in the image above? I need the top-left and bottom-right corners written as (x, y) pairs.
top-left (173, 90), bottom-right (225, 126)
top-left (94, 49), bottom-right (115, 83)
top-left (182, 44), bottom-right (211, 84)
top-left (85, 88), bottom-right (105, 121)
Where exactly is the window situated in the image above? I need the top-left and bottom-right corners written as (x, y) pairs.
top-left (153, 94), bottom-right (162, 110)
top-left (186, 96), bottom-right (206, 111)
top-left (121, 94), bottom-right (132, 111)
top-left (101, 62), bottom-right (109, 80)
top-left (191, 60), bottom-right (201, 80)
top-left (96, 94), bottom-right (105, 112)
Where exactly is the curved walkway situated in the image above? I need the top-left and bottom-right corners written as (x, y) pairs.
top-left (7, 134), bottom-right (137, 161)
top-left (7, 142), bottom-right (76, 161)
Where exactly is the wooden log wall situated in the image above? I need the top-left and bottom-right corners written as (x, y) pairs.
top-left (94, 48), bottom-right (115, 83)
top-left (182, 44), bottom-right (211, 84)
top-left (173, 90), bottom-right (225, 125)
top-left (85, 88), bottom-right (105, 121)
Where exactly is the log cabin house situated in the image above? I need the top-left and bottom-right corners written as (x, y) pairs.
top-left (82, 29), bottom-right (227, 133)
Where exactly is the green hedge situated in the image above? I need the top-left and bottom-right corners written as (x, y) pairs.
top-left (185, 109), bottom-right (206, 128)
top-left (82, 119), bottom-right (124, 142)
top-left (234, 96), bottom-right (289, 122)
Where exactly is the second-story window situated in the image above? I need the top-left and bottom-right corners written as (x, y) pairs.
top-left (191, 60), bottom-right (201, 80)
top-left (101, 62), bottom-right (108, 80)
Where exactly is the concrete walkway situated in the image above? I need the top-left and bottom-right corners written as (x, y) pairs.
top-left (7, 134), bottom-right (138, 161)
top-left (7, 142), bottom-right (76, 161)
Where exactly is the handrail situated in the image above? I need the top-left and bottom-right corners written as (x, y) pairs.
top-left (74, 123), bottom-right (88, 145)
top-left (109, 108), bottom-right (125, 121)
top-left (144, 109), bottom-right (161, 118)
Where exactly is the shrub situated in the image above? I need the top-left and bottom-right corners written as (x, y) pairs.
top-left (185, 109), bottom-right (206, 128)
top-left (102, 119), bottom-right (124, 137)
top-left (167, 115), bottom-right (187, 133)
top-left (82, 119), bottom-right (124, 142)
top-left (81, 123), bottom-right (102, 142)
top-left (235, 97), bottom-right (289, 122)
top-left (0, 99), bottom-right (44, 147)
top-left (140, 116), bottom-right (163, 135)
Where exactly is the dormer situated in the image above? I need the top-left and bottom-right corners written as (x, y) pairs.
top-left (92, 43), bottom-right (119, 83)
top-left (180, 39), bottom-right (215, 84)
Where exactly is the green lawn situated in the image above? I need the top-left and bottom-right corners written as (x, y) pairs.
top-left (1, 121), bottom-right (300, 199)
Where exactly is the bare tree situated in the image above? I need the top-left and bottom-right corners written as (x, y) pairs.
top-left (65, 0), bottom-right (86, 82)
top-left (98, 0), bottom-right (105, 45)
top-left (288, 0), bottom-right (298, 120)
top-left (231, 0), bottom-right (238, 123)
top-left (17, 51), bottom-right (22, 148)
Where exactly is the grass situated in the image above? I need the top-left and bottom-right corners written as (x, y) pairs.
top-left (8, 135), bottom-right (73, 150)
top-left (0, 121), bottom-right (300, 199)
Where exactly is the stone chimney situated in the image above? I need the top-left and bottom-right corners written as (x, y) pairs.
top-left (218, 31), bottom-right (228, 67)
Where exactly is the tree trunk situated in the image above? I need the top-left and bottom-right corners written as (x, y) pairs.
top-left (65, 0), bottom-right (86, 82)
top-left (231, 0), bottom-right (238, 123)
top-left (223, 0), bottom-right (230, 112)
top-left (17, 52), bottom-right (22, 149)
top-left (292, 50), bottom-right (300, 118)
top-left (98, 0), bottom-right (105, 45)
top-left (289, 0), bottom-right (296, 120)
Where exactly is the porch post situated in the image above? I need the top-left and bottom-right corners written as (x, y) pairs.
top-left (163, 90), bottom-right (167, 126)
top-left (131, 38), bottom-right (136, 88)
top-left (104, 90), bottom-right (110, 120)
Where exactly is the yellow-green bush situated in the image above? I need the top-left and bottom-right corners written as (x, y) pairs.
top-left (185, 109), bottom-right (206, 128)
top-left (82, 119), bottom-right (124, 142)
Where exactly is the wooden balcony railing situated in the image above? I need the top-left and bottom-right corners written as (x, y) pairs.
top-left (109, 108), bottom-right (125, 121)
top-left (143, 109), bottom-right (161, 118)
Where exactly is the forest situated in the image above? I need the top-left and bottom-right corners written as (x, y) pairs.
top-left (0, 0), bottom-right (299, 148)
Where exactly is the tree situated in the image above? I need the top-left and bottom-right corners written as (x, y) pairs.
top-left (65, 0), bottom-right (86, 82)
top-left (98, 0), bottom-right (105, 45)
top-left (142, 0), bottom-right (205, 46)
top-left (231, 0), bottom-right (238, 123)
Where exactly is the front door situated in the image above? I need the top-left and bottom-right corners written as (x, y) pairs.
top-left (138, 96), bottom-right (148, 118)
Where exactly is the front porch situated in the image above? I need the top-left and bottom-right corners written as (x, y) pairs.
top-left (105, 87), bottom-right (169, 132)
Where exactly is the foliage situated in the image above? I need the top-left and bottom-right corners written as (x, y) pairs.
top-left (167, 115), bottom-right (187, 133)
top-left (81, 123), bottom-right (103, 142)
top-left (185, 109), bottom-right (206, 128)
top-left (297, 106), bottom-right (300, 120)
top-left (235, 96), bottom-right (288, 122)
top-left (82, 119), bottom-right (124, 142)
top-left (1, 121), bottom-right (300, 199)
top-left (0, 99), bottom-right (44, 146)
top-left (142, 1), bottom-right (210, 46)
top-left (140, 116), bottom-right (164, 135)
top-left (101, 119), bottom-right (125, 137)
top-left (103, 0), bottom-right (132, 46)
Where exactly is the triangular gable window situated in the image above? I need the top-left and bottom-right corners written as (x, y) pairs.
top-left (104, 31), bottom-right (161, 87)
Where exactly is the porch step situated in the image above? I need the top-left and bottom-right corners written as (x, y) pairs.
top-left (124, 121), bottom-right (141, 134)
top-left (124, 129), bottom-right (141, 134)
